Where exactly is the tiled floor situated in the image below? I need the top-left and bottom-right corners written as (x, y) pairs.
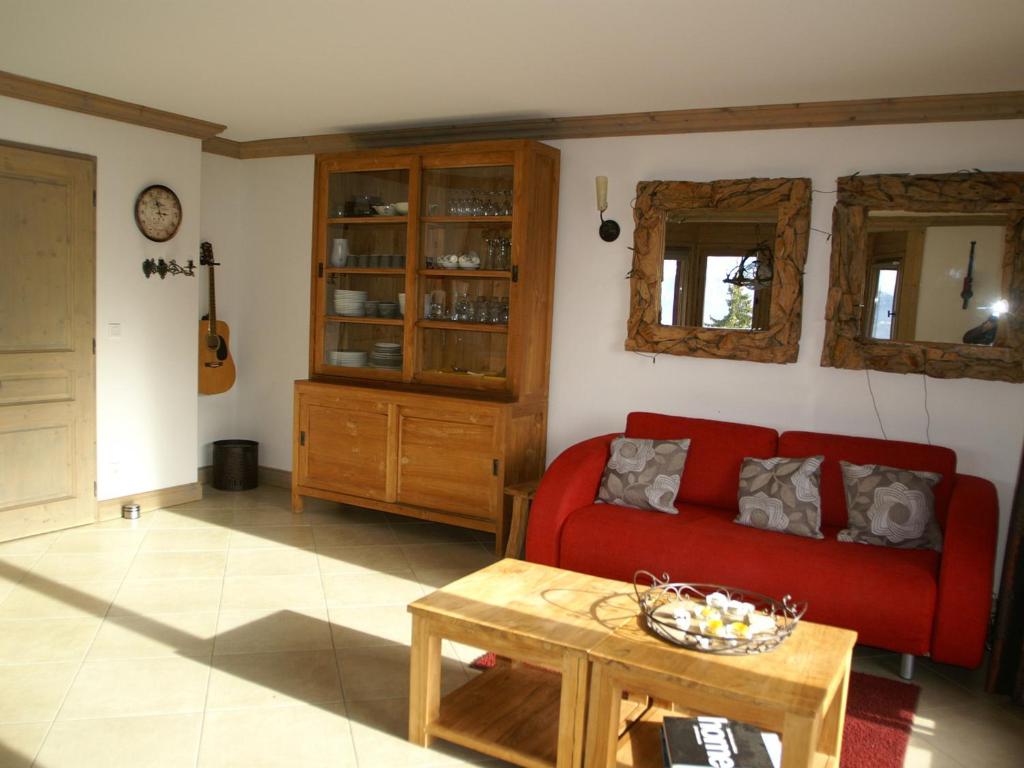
top-left (0, 485), bottom-right (1020, 767)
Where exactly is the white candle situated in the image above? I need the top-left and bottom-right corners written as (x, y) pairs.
top-left (595, 176), bottom-right (608, 212)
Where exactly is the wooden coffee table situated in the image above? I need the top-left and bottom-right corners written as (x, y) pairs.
top-left (407, 559), bottom-right (637, 768)
top-left (408, 559), bottom-right (856, 768)
top-left (584, 614), bottom-right (856, 768)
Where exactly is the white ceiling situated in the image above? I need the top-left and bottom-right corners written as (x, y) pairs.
top-left (2, 0), bottom-right (1023, 141)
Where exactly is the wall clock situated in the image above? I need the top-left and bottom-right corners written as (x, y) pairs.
top-left (134, 184), bottom-right (182, 242)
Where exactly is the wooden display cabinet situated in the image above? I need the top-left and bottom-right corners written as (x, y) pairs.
top-left (294, 140), bottom-right (559, 551)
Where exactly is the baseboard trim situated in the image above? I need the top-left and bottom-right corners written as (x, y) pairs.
top-left (258, 466), bottom-right (292, 489)
top-left (97, 482), bottom-right (203, 520)
top-left (196, 465), bottom-right (292, 490)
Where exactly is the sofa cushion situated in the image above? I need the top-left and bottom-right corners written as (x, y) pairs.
top-left (558, 501), bottom-right (940, 654)
top-left (735, 455), bottom-right (825, 539)
top-left (625, 412), bottom-right (778, 512)
top-left (779, 431), bottom-right (957, 530)
top-left (838, 461), bottom-right (944, 551)
top-left (597, 436), bottom-right (690, 513)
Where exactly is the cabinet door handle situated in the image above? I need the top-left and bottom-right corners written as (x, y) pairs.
top-left (492, 458), bottom-right (499, 476)
top-left (299, 431), bottom-right (306, 446)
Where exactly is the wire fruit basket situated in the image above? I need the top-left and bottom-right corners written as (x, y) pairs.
top-left (633, 570), bottom-right (806, 655)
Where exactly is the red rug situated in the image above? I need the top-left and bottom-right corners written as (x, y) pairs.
top-left (470, 655), bottom-right (919, 768)
top-left (842, 671), bottom-right (920, 768)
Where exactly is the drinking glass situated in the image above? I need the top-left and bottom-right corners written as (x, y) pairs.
top-left (475, 297), bottom-right (491, 324)
top-left (495, 235), bottom-right (511, 271)
top-left (428, 295), bottom-right (446, 320)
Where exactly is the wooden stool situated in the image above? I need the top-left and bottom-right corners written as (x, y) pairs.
top-left (503, 480), bottom-right (539, 559)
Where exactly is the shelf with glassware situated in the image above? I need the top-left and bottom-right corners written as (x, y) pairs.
top-left (309, 144), bottom-right (556, 397)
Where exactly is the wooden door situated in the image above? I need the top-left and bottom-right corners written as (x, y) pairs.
top-left (397, 406), bottom-right (501, 521)
top-left (0, 143), bottom-right (96, 541)
top-left (296, 392), bottom-right (395, 501)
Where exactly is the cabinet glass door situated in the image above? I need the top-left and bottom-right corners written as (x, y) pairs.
top-left (318, 166), bottom-right (411, 378)
top-left (416, 165), bottom-right (514, 390)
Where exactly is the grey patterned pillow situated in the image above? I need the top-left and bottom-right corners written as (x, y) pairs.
top-left (838, 461), bottom-right (943, 551)
top-left (734, 456), bottom-right (825, 539)
top-left (596, 437), bottom-right (690, 514)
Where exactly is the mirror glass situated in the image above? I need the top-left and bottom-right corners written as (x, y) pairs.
top-left (660, 213), bottom-right (777, 331)
top-left (864, 212), bottom-right (1008, 345)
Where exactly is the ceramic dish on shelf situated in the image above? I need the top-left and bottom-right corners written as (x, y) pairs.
top-left (435, 254), bottom-right (460, 269)
top-left (392, 202), bottom-right (409, 215)
top-left (328, 350), bottom-right (368, 367)
top-left (458, 253), bottom-right (481, 270)
top-left (372, 204), bottom-right (395, 216)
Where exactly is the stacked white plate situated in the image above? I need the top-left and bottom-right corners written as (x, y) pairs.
top-left (369, 341), bottom-right (403, 370)
top-left (334, 289), bottom-right (367, 316)
top-left (328, 350), bottom-right (368, 367)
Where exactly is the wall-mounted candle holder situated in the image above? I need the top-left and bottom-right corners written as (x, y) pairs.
top-left (596, 175), bottom-right (620, 242)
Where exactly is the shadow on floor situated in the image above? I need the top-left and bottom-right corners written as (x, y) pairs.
top-left (0, 560), bottom-right (490, 767)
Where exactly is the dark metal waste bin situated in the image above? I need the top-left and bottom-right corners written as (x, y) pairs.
top-left (212, 439), bottom-right (259, 491)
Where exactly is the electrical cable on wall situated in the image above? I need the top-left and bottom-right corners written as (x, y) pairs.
top-left (922, 374), bottom-right (932, 445)
top-left (865, 369), bottom-right (889, 440)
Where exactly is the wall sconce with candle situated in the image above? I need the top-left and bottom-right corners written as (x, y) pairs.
top-left (596, 176), bottom-right (620, 242)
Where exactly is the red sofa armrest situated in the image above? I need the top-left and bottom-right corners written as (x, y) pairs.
top-left (931, 473), bottom-right (998, 667)
top-left (525, 433), bottom-right (617, 566)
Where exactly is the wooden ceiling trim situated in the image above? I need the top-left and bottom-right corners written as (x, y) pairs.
top-left (0, 69), bottom-right (227, 139)
top-left (201, 137), bottom-right (243, 158)
top-left (1, 70), bottom-right (1019, 155)
top-left (228, 90), bottom-right (1024, 159)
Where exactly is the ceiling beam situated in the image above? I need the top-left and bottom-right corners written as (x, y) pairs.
top-left (0, 69), bottom-right (227, 139)
top-left (208, 90), bottom-right (1024, 159)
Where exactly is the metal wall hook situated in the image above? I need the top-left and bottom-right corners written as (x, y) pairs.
top-left (142, 258), bottom-right (195, 279)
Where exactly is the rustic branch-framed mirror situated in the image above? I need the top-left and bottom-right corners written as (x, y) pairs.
top-left (821, 172), bottom-right (1024, 382)
top-left (626, 178), bottom-right (811, 363)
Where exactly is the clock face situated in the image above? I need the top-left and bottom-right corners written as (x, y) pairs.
top-left (135, 184), bottom-right (182, 242)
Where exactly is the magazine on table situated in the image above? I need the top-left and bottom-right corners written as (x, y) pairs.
top-left (661, 715), bottom-right (781, 768)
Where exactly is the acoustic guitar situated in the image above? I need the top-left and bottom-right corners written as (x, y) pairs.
top-left (198, 241), bottom-right (236, 394)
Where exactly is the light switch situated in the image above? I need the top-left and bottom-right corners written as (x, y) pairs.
top-left (108, 323), bottom-right (122, 338)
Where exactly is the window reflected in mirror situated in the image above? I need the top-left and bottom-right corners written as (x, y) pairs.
top-left (659, 216), bottom-right (776, 331)
top-left (864, 212), bottom-right (1008, 346)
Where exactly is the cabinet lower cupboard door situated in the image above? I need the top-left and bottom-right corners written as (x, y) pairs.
top-left (299, 400), bottom-right (394, 501)
top-left (397, 413), bottom-right (499, 521)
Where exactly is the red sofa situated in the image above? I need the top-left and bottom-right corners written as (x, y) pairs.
top-left (526, 412), bottom-right (997, 670)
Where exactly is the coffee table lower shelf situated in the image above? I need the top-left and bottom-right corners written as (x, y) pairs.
top-left (614, 701), bottom-right (838, 768)
top-left (430, 661), bottom-right (562, 768)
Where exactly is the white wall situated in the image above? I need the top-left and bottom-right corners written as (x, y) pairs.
top-left (198, 154), bottom-right (314, 471)
top-left (201, 119), bottom-right (1024, 577)
top-left (0, 96), bottom-right (201, 500)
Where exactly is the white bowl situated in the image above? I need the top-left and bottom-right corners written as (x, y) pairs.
top-left (373, 204), bottom-right (395, 216)
top-left (392, 202), bottom-right (409, 215)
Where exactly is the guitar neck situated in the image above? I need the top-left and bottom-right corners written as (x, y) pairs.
top-left (208, 264), bottom-right (218, 331)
